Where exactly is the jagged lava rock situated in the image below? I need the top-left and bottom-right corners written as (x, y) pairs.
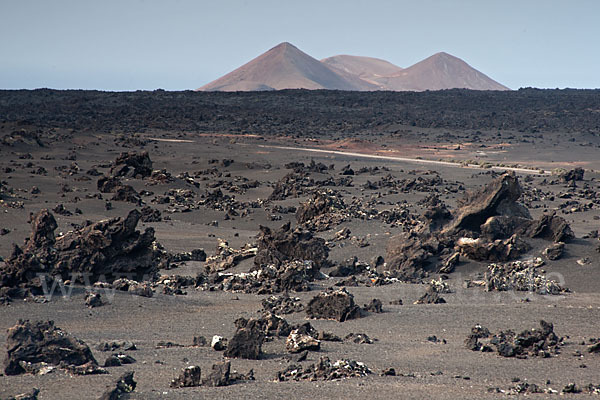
top-left (223, 318), bottom-right (265, 359)
top-left (110, 151), bottom-right (153, 178)
top-left (254, 222), bottom-right (329, 270)
top-left (0, 209), bottom-right (160, 295)
top-left (4, 320), bottom-right (99, 375)
top-left (306, 288), bottom-right (363, 322)
top-left (286, 329), bottom-right (321, 353)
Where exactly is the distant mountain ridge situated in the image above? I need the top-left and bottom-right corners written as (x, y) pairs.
top-left (198, 42), bottom-right (509, 92)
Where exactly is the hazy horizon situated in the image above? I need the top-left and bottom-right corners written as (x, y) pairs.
top-left (2, 0), bottom-right (599, 91)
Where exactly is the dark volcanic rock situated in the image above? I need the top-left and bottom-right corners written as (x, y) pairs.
top-left (254, 222), bottom-right (329, 270)
top-left (363, 298), bottom-right (383, 313)
top-left (277, 357), bottom-right (371, 381)
top-left (467, 320), bottom-right (562, 358)
top-left (385, 231), bottom-right (449, 281)
top-left (261, 293), bottom-right (304, 314)
top-left (203, 361), bottom-right (231, 387)
top-left (103, 353), bottom-right (136, 367)
top-left (558, 167), bottom-right (584, 182)
top-left (519, 213), bottom-right (574, 243)
top-left (422, 194), bottom-right (452, 231)
top-left (0, 209), bottom-right (160, 298)
top-left (214, 260), bottom-right (319, 294)
top-left (414, 286), bottom-right (446, 304)
top-left (111, 151), bottom-right (153, 178)
top-left (306, 288), bottom-right (363, 322)
top-left (4, 388), bottom-right (40, 400)
top-left (139, 206), bottom-right (162, 222)
top-left (543, 242), bottom-right (565, 260)
top-left (286, 329), bottom-right (321, 353)
top-left (85, 292), bottom-right (104, 308)
top-left (170, 361), bottom-right (248, 388)
top-left (328, 256), bottom-right (367, 277)
top-left (111, 185), bottom-right (142, 205)
top-left (345, 333), bottom-right (374, 344)
top-left (170, 366), bottom-right (202, 388)
top-left (97, 176), bottom-right (122, 193)
top-left (457, 234), bottom-right (531, 262)
top-left (268, 173), bottom-right (311, 201)
top-left (295, 190), bottom-right (347, 230)
top-left (444, 172), bottom-right (531, 234)
top-left (223, 318), bottom-right (265, 359)
top-left (4, 320), bottom-right (99, 375)
top-left (99, 371), bottom-right (136, 400)
top-left (483, 259), bottom-right (567, 295)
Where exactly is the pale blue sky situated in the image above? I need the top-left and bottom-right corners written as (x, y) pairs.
top-left (1, 0), bottom-right (599, 90)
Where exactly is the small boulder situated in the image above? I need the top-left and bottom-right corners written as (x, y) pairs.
top-left (170, 366), bottom-right (202, 388)
top-left (286, 329), bottom-right (321, 353)
top-left (306, 288), bottom-right (363, 322)
top-left (223, 318), bottom-right (264, 359)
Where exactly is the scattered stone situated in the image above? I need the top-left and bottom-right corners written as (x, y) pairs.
top-left (363, 298), bottom-right (383, 313)
top-left (254, 222), bottom-right (330, 270)
top-left (562, 383), bottom-right (582, 394)
top-left (466, 320), bottom-right (562, 358)
top-left (296, 190), bottom-right (348, 231)
top-left (414, 286), bottom-right (447, 304)
top-left (155, 341), bottom-right (185, 349)
top-left (286, 329), bottom-right (321, 353)
top-left (169, 249), bottom-right (207, 263)
top-left (328, 256), bottom-right (368, 277)
top-left (3, 388), bottom-right (40, 400)
top-left (381, 368), bottom-right (396, 376)
top-left (588, 340), bottom-right (600, 354)
top-left (306, 288), bottom-right (363, 322)
top-left (139, 206), bottom-right (162, 222)
top-left (261, 293), bottom-right (304, 314)
top-left (103, 353), bottom-right (136, 367)
top-left (211, 335), bottom-right (227, 351)
top-left (557, 167), bottom-right (584, 182)
top-left (99, 371), bottom-right (136, 400)
top-left (520, 213), bottom-right (574, 243)
top-left (482, 258), bottom-right (567, 294)
top-left (112, 279), bottom-right (154, 298)
top-left (202, 360), bottom-right (230, 387)
top-left (213, 260), bottom-right (319, 294)
top-left (439, 252), bottom-right (460, 273)
top-left (192, 336), bottom-right (207, 347)
top-left (170, 365), bottom-right (202, 388)
top-left (542, 241), bottom-right (565, 260)
top-left (170, 361), bottom-right (251, 388)
top-left (318, 331), bottom-right (343, 342)
top-left (205, 240), bottom-right (257, 273)
top-left (4, 320), bottom-right (101, 375)
top-left (85, 292), bottom-right (104, 308)
top-left (111, 151), bottom-right (153, 178)
top-left (345, 333), bottom-right (374, 344)
top-left (457, 234), bottom-right (531, 262)
top-left (111, 185), bottom-right (142, 205)
top-left (223, 318), bottom-right (265, 359)
top-left (577, 257), bottom-right (591, 266)
top-left (277, 357), bottom-right (371, 381)
top-left (96, 341), bottom-right (136, 352)
top-left (157, 274), bottom-right (195, 295)
top-left (52, 203), bottom-right (72, 216)
top-left (97, 176), bottom-right (123, 193)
